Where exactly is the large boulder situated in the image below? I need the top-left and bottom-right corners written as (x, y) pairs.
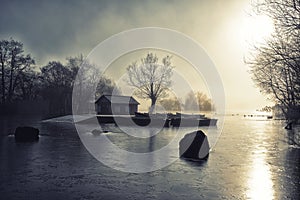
top-left (15, 126), bottom-right (39, 142)
top-left (179, 130), bottom-right (210, 160)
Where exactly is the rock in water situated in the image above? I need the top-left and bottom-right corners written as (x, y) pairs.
top-left (92, 129), bottom-right (104, 135)
top-left (179, 130), bottom-right (210, 160)
top-left (15, 126), bottom-right (39, 142)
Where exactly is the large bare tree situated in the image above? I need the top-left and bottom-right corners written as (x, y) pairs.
top-left (248, 0), bottom-right (300, 119)
top-left (127, 53), bottom-right (174, 113)
top-left (0, 38), bottom-right (35, 104)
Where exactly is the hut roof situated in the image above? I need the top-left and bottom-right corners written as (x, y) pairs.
top-left (95, 95), bottom-right (139, 105)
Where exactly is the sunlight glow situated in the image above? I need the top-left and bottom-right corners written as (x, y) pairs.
top-left (239, 14), bottom-right (274, 48)
top-left (246, 150), bottom-right (274, 200)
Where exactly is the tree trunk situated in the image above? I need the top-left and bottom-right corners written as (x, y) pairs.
top-left (149, 97), bottom-right (156, 114)
top-left (1, 60), bottom-right (5, 104)
top-left (8, 52), bottom-right (15, 103)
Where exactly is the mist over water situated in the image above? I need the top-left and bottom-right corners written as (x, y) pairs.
top-left (0, 115), bottom-right (299, 199)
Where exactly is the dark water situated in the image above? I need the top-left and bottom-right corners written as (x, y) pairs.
top-left (0, 115), bottom-right (299, 199)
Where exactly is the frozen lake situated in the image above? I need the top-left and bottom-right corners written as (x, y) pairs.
top-left (0, 115), bottom-right (299, 199)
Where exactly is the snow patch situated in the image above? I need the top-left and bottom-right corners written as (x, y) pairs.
top-left (42, 114), bottom-right (94, 123)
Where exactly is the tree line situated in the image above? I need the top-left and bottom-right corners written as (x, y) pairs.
top-left (159, 91), bottom-right (215, 112)
top-left (0, 40), bottom-right (213, 116)
top-left (0, 38), bottom-right (117, 116)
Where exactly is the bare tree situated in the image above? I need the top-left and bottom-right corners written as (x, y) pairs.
top-left (40, 61), bottom-right (75, 116)
top-left (69, 55), bottom-right (99, 113)
top-left (17, 69), bottom-right (40, 100)
top-left (196, 92), bottom-right (215, 111)
top-left (0, 38), bottom-right (35, 104)
top-left (70, 55), bottom-right (121, 113)
top-left (127, 53), bottom-right (174, 113)
top-left (253, 0), bottom-right (300, 37)
top-left (248, 0), bottom-right (300, 119)
top-left (248, 35), bottom-right (300, 116)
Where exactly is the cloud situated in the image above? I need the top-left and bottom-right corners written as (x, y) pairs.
top-left (0, 0), bottom-right (240, 64)
top-left (1, 0), bottom-right (109, 63)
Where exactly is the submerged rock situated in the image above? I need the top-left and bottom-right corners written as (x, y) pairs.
top-left (15, 126), bottom-right (39, 142)
top-left (179, 130), bottom-right (210, 160)
top-left (92, 129), bottom-right (104, 135)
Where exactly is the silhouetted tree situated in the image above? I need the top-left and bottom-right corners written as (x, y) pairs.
top-left (253, 0), bottom-right (300, 37)
top-left (17, 69), bottom-right (40, 100)
top-left (248, 0), bottom-right (300, 119)
top-left (40, 61), bottom-right (74, 116)
top-left (0, 38), bottom-right (124, 115)
top-left (127, 53), bottom-right (174, 113)
top-left (0, 38), bottom-right (35, 104)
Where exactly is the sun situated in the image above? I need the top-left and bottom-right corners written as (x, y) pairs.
top-left (239, 14), bottom-right (274, 47)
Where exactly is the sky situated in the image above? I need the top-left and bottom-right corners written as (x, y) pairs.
top-left (0, 0), bottom-right (275, 113)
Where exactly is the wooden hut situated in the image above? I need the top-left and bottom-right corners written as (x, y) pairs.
top-left (95, 95), bottom-right (139, 115)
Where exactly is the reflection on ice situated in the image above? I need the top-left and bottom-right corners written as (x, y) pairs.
top-left (246, 122), bottom-right (275, 200)
top-left (246, 152), bottom-right (274, 200)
